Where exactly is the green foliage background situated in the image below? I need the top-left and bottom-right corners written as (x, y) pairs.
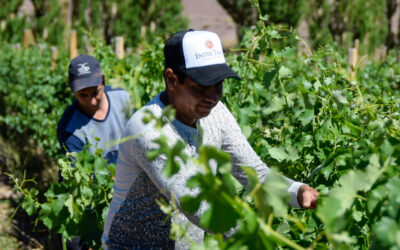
top-left (218, 0), bottom-right (393, 53)
top-left (306, 0), bottom-right (388, 53)
top-left (1, 0), bottom-right (400, 249)
top-left (0, 0), bottom-right (188, 48)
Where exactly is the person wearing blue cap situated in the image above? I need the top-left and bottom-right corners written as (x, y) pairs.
top-left (58, 55), bottom-right (131, 165)
top-left (57, 55), bottom-right (132, 250)
top-left (102, 30), bottom-right (319, 249)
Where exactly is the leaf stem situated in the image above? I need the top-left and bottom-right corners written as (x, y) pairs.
top-left (220, 192), bottom-right (305, 250)
top-left (258, 217), bottom-right (306, 250)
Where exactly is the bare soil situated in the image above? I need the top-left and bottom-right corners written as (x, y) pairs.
top-left (0, 133), bottom-right (60, 250)
top-left (181, 0), bottom-right (238, 48)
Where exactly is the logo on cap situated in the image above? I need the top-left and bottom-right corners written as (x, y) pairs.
top-left (77, 63), bottom-right (91, 75)
top-left (205, 40), bottom-right (213, 49)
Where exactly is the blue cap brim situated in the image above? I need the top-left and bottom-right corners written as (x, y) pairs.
top-left (70, 76), bottom-right (103, 92)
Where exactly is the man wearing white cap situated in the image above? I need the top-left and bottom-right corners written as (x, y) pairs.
top-left (102, 30), bottom-right (319, 249)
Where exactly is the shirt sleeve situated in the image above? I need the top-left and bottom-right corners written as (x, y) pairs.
top-left (61, 134), bottom-right (85, 154)
top-left (57, 101), bottom-right (84, 155)
top-left (218, 103), bottom-right (303, 208)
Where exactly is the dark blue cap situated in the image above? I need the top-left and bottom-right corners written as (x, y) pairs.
top-left (68, 55), bottom-right (103, 92)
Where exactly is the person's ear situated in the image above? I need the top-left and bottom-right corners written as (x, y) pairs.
top-left (164, 68), bottom-right (179, 90)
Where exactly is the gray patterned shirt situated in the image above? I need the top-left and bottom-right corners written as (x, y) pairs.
top-left (102, 92), bottom-right (303, 249)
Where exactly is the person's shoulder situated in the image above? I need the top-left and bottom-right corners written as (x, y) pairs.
top-left (201, 101), bottom-right (236, 129)
top-left (210, 101), bottom-right (230, 116)
top-left (106, 86), bottom-right (130, 102)
top-left (123, 94), bottom-right (164, 136)
top-left (58, 101), bottom-right (80, 129)
top-left (106, 86), bottom-right (129, 95)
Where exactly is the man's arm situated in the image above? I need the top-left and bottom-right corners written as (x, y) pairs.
top-left (217, 102), bottom-right (318, 208)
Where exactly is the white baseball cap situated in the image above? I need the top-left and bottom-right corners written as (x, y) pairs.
top-left (164, 29), bottom-right (241, 86)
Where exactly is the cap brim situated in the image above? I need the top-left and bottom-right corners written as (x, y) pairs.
top-left (70, 76), bottom-right (103, 92)
top-left (181, 63), bottom-right (241, 86)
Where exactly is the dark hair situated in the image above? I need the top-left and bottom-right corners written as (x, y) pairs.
top-left (163, 30), bottom-right (190, 85)
top-left (163, 67), bottom-right (187, 85)
top-left (172, 68), bottom-right (187, 83)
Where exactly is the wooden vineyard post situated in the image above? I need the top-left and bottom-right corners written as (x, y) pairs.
top-left (354, 39), bottom-right (360, 52)
top-left (51, 46), bottom-right (58, 71)
top-left (374, 47), bottom-right (381, 61)
top-left (140, 25), bottom-right (146, 39)
top-left (353, 39), bottom-right (367, 68)
top-left (373, 45), bottom-right (388, 62)
top-left (38, 44), bottom-right (45, 51)
top-left (70, 30), bottom-right (78, 59)
top-left (24, 29), bottom-right (35, 47)
top-left (150, 21), bottom-right (156, 33)
top-left (23, 29), bottom-right (30, 46)
top-left (380, 45), bottom-right (387, 62)
top-left (43, 27), bottom-right (49, 41)
top-left (348, 48), bottom-right (358, 80)
top-left (1, 20), bottom-right (6, 31)
top-left (84, 34), bottom-right (93, 55)
top-left (115, 36), bottom-right (124, 59)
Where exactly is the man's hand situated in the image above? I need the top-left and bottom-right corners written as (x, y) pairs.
top-left (297, 184), bottom-right (319, 209)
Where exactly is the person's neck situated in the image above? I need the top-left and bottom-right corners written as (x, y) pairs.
top-left (160, 91), bottom-right (170, 106)
top-left (160, 91), bottom-right (197, 128)
top-left (93, 92), bottom-right (109, 120)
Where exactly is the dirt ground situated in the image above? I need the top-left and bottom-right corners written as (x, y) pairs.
top-left (0, 184), bottom-right (20, 249)
top-left (0, 132), bottom-right (60, 249)
top-left (181, 0), bottom-right (238, 48)
top-left (0, 176), bottom-right (53, 250)
top-left (0, 179), bottom-right (49, 250)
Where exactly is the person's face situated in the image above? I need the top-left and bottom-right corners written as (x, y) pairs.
top-left (171, 76), bottom-right (223, 126)
top-left (74, 83), bottom-right (105, 116)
